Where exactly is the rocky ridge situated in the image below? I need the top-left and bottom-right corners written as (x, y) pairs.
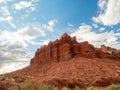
top-left (31, 33), bottom-right (120, 65)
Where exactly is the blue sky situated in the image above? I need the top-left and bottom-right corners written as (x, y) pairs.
top-left (0, 0), bottom-right (120, 74)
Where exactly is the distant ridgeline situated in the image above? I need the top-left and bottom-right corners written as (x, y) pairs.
top-left (30, 33), bottom-right (120, 64)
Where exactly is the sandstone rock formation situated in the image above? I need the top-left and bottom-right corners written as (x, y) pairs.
top-left (30, 33), bottom-right (120, 65)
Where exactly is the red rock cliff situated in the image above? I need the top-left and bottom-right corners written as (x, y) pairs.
top-left (30, 33), bottom-right (120, 64)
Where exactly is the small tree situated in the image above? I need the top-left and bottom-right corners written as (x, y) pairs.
top-left (9, 85), bottom-right (20, 90)
top-left (61, 87), bottom-right (69, 90)
top-left (74, 86), bottom-right (81, 90)
top-left (107, 84), bottom-right (120, 90)
top-left (38, 83), bottom-right (54, 90)
top-left (86, 87), bottom-right (97, 90)
top-left (21, 82), bottom-right (35, 90)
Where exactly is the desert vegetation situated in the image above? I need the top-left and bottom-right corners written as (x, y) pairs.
top-left (9, 83), bottom-right (120, 90)
top-left (107, 84), bottom-right (120, 90)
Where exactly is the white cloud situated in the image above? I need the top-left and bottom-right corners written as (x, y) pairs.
top-left (15, 1), bottom-right (32, 10)
top-left (93, 0), bottom-right (120, 26)
top-left (1, 6), bottom-right (10, 16)
top-left (0, 6), bottom-right (16, 28)
top-left (0, 16), bottom-right (16, 28)
top-left (16, 26), bottom-right (46, 41)
top-left (0, 0), bottom-right (11, 3)
top-left (0, 23), bottom-right (49, 74)
top-left (0, 26), bottom-right (46, 47)
top-left (0, 61), bottom-right (29, 74)
top-left (98, 0), bottom-right (107, 10)
top-left (93, 23), bottom-right (98, 28)
top-left (71, 24), bottom-right (120, 49)
top-left (43, 20), bottom-right (57, 31)
top-left (7, 16), bottom-right (16, 28)
top-left (99, 27), bottom-right (105, 32)
top-left (0, 0), bottom-right (38, 29)
top-left (0, 0), bottom-right (6, 3)
top-left (14, 0), bottom-right (37, 11)
top-left (0, 20), bottom-right (57, 68)
top-left (41, 39), bottom-right (50, 45)
top-left (0, 25), bottom-right (45, 65)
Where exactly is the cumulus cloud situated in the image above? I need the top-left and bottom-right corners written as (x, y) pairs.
top-left (0, 25), bottom-right (46, 74)
top-left (0, 61), bottom-right (29, 74)
top-left (16, 26), bottom-right (46, 41)
top-left (15, 1), bottom-right (32, 10)
top-left (71, 24), bottom-right (120, 49)
top-left (98, 0), bottom-right (107, 10)
top-left (0, 0), bottom-right (11, 3)
top-left (0, 25), bottom-right (46, 47)
top-left (0, 20), bottom-right (56, 68)
top-left (14, 0), bottom-right (37, 11)
top-left (93, 0), bottom-right (120, 26)
top-left (43, 20), bottom-right (57, 31)
top-left (0, 40), bottom-right (31, 74)
top-left (0, 24), bottom-right (47, 74)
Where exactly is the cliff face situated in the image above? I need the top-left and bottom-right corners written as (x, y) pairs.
top-left (30, 33), bottom-right (120, 65)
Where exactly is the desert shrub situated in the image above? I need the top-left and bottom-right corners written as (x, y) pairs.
top-left (61, 87), bottom-right (70, 90)
top-left (38, 83), bottom-right (54, 90)
top-left (74, 86), bottom-right (81, 90)
top-left (21, 82), bottom-right (35, 90)
top-left (107, 84), bottom-right (120, 90)
top-left (9, 85), bottom-right (20, 90)
top-left (54, 87), bottom-right (59, 90)
top-left (86, 87), bottom-right (97, 90)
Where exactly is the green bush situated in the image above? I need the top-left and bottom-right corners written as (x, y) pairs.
top-left (74, 86), bottom-right (81, 90)
top-left (107, 84), bottom-right (120, 90)
top-left (8, 82), bottom-right (120, 90)
top-left (54, 87), bottom-right (59, 90)
top-left (9, 85), bottom-right (20, 90)
top-left (61, 87), bottom-right (70, 90)
top-left (21, 82), bottom-right (35, 90)
top-left (38, 83), bottom-right (54, 90)
top-left (86, 86), bottom-right (97, 90)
